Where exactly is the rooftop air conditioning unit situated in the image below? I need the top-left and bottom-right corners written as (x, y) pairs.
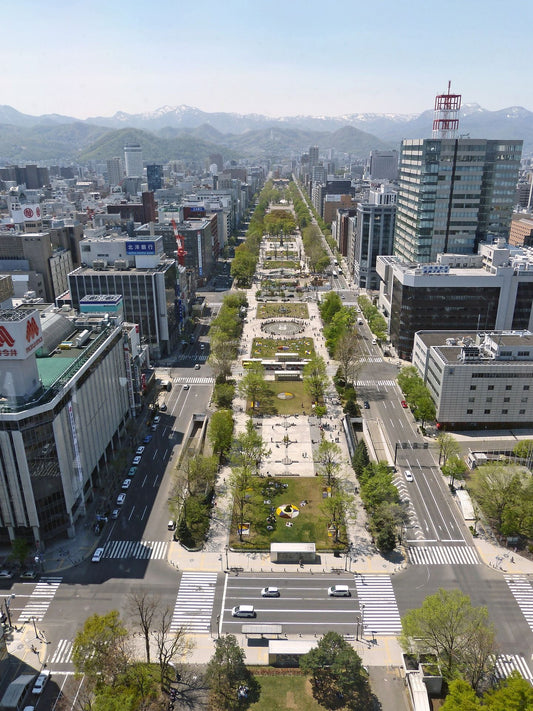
top-left (93, 259), bottom-right (106, 270)
top-left (114, 259), bottom-right (129, 270)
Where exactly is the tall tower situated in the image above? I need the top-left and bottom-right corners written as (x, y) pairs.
top-left (124, 144), bottom-right (143, 178)
top-left (432, 81), bottom-right (461, 139)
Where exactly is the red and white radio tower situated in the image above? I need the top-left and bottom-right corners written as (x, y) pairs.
top-left (432, 81), bottom-right (462, 138)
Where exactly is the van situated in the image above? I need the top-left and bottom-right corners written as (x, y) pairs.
top-left (167, 520), bottom-right (176, 531)
top-left (328, 585), bottom-right (351, 597)
top-left (231, 605), bottom-right (255, 618)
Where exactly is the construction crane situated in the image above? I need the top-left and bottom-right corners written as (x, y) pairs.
top-left (170, 219), bottom-right (187, 266)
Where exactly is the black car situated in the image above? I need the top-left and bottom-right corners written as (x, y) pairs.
top-left (363, 401), bottom-right (370, 409)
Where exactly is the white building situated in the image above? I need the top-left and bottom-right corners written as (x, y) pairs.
top-left (124, 144), bottom-right (143, 178)
top-left (413, 329), bottom-right (533, 429)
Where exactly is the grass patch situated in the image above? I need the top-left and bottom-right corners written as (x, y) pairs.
top-left (229, 477), bottom-right (346, 551)
top-left (251, 337), bottom-right (315, 359)
top-left (269, 381), bottom-right (314, 415)
top-left (248, 673), bottom-right (321, 711)
top-left (256, 302), bottom-right (309, 319)
top-left (265, 250), bottom-right (298, 258)
top-left (263, 260), bottom-right (300, 270)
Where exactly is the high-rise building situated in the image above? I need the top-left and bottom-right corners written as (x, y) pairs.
top-left (369, 150), bottom-right (398, 180)
top-left (309, 145), bottom-right (319, 168)
top-left (393, 138), bottom-right (522, 263)
top-left (107, 157), bottom-right (124, 186)
top-left (146, 164), bottom-right (163, 191)
top-left (124, 144), bottom-right (143, 178)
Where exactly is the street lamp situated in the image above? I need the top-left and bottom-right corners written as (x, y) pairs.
top-left (360, 604), bottom-right (365, 640)
top-left (31, 616), bottom-right (38, 638)
top-left (4, 594), bottom-right (15, 630)
top-left (224, 545), bottom-right (229, 571)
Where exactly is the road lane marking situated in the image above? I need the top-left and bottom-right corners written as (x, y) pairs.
top-left (128, 506), bottom-right (135, 521)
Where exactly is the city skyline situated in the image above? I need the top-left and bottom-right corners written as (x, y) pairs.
top-left (3, 0), bottom-right (533, 120)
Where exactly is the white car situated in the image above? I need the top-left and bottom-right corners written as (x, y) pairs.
top-left (183, 384), bottom-right (190, 390)
top-left (91, 547), bottom-right (104, 563)
top-left (111, 509), bottom-right (120, 520)
top-left (116, 493), bottom-right (126, 506)
top-left (132, 456), bottom-right (142, 465)
top-left (153, 416), bottom-right (161, 425)
top-left (0, 569), bottom-right (12, 579)
top-left (261, 587), bottom-right (280, 597)
top-left (136, 446), bottom-right (145, 455)
top-left (121, 478), bottom-right (131, 490)
top-left (404, 470), bottom-right (414, 482)
top-left (32, 669), bottom-right (50, 694)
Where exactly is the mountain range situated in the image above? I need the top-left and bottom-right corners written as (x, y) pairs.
top-left (0, 103), bottom-right (531, 164)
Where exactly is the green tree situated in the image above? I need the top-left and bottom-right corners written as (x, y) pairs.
top-left (400, 589), bottom-right (496, 688)
top-left (9, 538), bottom-right (30, 568)
top-left (442, 455), bottom-right (468, 488)
top-left (319, 291), bottom-right (342, 324)
top-left (213, 381), bottom-right (235, 409)
top-left (351, 441), bottom-right (369, 477)
top-left (303, 354), bottom-right (328, 403)
top-left (335, 331), bottom-right (361, 385)
top-left (441, 680), bottom-right (481, 710)
top-left (300, 631), bottom-right (372, 710)
top-left (233, 417), bottom-right (271, 474)
top-left (469, 464), bottom-right (528, 534)
top-left (513, 439), bottom-right (533, 462)
top-left (72, 610), bottom-right (130, 687)
top-left (484, 671), bottom-right (533, 710)
top-left (209, 338), bottom-right (238, 382)
top-left (237, 363), bottom-right (274, 414)
top-left (316, 439), bottom-right (343, 486)
top-left (228, 464), bottom-right (258, 543)
top-left (415, 396), bottom-right (436, 427)
top-left (437, 432), bottom-right (462, 465)
top-left (205, 634), bottom-right (256, 710)
top-left (230, 247), bottom-right (256, 286)
top-left (208, 410), bottom-right (234, 460)
top-left (324, 308), bottom-right (355, 355)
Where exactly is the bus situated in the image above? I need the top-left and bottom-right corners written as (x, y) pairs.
top-left (242, 358), bottom-right (262, 368)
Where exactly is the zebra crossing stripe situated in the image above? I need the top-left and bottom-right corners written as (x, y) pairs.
top-left (494, 654), bottom-right (533, 683)
top-left (355, 574), bottom-right (402, 635)
top-left (170, 572), bottom-right (218, 633)
top-left (505, 575), bottom-right (533, 633)
top-left (408, 546), bottom-right (480, 566)
top-left (174, 377), bottom-right (215, 384)
top-left (173, 354), bottom-right (208, 362)
top-left (50, 638), bottom-right (73, 666)
top-left (18, 577), bottom-right (62, 622)
top-left (355, 380), bottom-right (397, 387)
top-left (102, 540), bottom-right (169, 560)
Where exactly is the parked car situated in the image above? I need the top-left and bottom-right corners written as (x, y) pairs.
top-left (32, 670), bottom-right (50, 695)
top-left (132, 456), bottom-right (142, 465)
top-left (111, 509), bottom-right (120, 520)
top-left (91, 547), bottom-right (104, 563)
top-left (261, 587), bottom-right (280, 597)
top-left (153, 416), bottom-right (161, 425)
top-left (116, 493), bottom-right (126, 506)
top-left (20, 570), bottom-right (38, 580)
top-left (143, 435), bottom-right (152, 444)
top-left (160, 403), bottom-right (167, 411)
top-left (121, 478), bottom-right (131, 490)
top-left (401, 400), bottom-right (408, 408)
top-left (128, 467), bottom-right (137, 477)
top-left (136, 446), bottom-right (145, 455)
top-left (0, 569), bottom-right (13, 579)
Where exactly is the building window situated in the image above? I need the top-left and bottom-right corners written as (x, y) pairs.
top-left (484, 409), bottom-right (491, 414)
top-left (502, 409), bottom-right (508, 414)
top-left (519, 409), bottom-right (526, 415)
top-left (521, 397), bottom-right (528, 403)
top-left (466, 409), bottom-right (473, 414)
top-left (468, 397), bottom-right (475, 403)
top-left (524, 385), bottom-right (530, 391)
top-left (470, 385), bottom-right (477, 391)
top-left (505, 385), bottom-right (512, 390)
top-left (504, 397), bottom-right (510, 402)
top-left (488, 385), bottom-right (494, 391)
top-left (486, 398), bottom-right (492, 403)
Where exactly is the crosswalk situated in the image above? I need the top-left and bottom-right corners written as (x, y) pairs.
top-left (356, 357), bottom-right (383, 364)
top-left (355, 574), bottom-right (402, 635)
top-left (170, 572), bottom-right (218, 633)
top-left (102, 540), bottom-right (169, 560)
top-left (173, 376), bottom-right (215, 385)
top-left (50, 638), bottom-right (73, 666)
top-left (18, 576), bottom-right (62, 622)
top-left (355, 379), bottom-right (396, 387)
top-left (494, 653), bottom-right (533, 683)
top-left (505, 575), bottom-right (533, 632)
top-left (407, 545), bottom-right (480, 566)
top-left (173, 353), bottom-right (208, 362)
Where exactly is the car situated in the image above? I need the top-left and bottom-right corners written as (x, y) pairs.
top-left (22, 706), bottom-right (35, 711)
top-left (0, 569), bottom-right (12, 579)
top-left (231, 605), bottom-right (255, 618)
top-left (401, 400), bottom-right (408, 408)
top-left (160, 403), bottom-right (167, 411)
top-left (20, 570), bottom-right (37, 580)
top-left (153, 416), bottom-right (161, 425)
top-left (32, 670), bottom-right (50, 695)
top-left (111, 509), bottom-right (120, 520)
top-left (183, 384), bottom-right (190, 390)
top-left (404, 470), bottom-right (414, 482)
top-left (116, 493), bottom-right (126, 506)
top-left (143, 435), bottom-right (152, 444)
top-left (121, 478), bottom-right (131, 490)
top-left (199, 343), bottom-right (205, 350)
top-left (363, 401), bottom-right (370, 409)
top-left (328, 585), bottom-right (351, 597)
top-left (194, 363), bottom-right (201, 370)
top-left (136, 446), bottom-right (145, 455)
top-left (132, 456), bottom-right (142, 465)
top-left (167, 520), bottom-right (176, 531)
top-left (91, 547), bottom-right (104, 563)
top-left (261, 587), bottom-right (280, 597)
top-left (128, 466), bottom-right (137, 477)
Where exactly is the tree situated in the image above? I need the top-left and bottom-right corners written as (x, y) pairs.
top-left (335, 331), bottom-right (361, 385)
top-left (237, 363), bottom-right (274, 414)
top-left (319, 291), bottom-right (342, 324)
top-left (441, 680), bottom-right (481, 710)
top-left (72, 610), bottom-right (130, 687)
top-left (9, 538), bottom-right (30, 568)
top-left (316, 439), bottom-right (343, 486)
top-left (228, 464), bottom-right (257, 542)
top-left (415, 396), bottom-right (436, 428)
top-left (126, 590), bottom-right (159, 664)
top-left (442, 455), bottom-right (468, 488)
top-left (469, 464), bottom-right (528, 534)
top-left (230, 247), bottom-right (256, 286)
top-left (324, 308), bottom-right (355, 355)
top-left (208, 409), bottom-right (234, 460)
top-left (153, 606), bottom-right (192, 688)
top-left (322, 489), bottom-right (354, 543)
top-left (303, 355), bottom-right (328, 403)
top-left (437, 432), bottom-right (462, 465)
top-left (351, 440), bottom-right (369, 477)
top-left (512, 439), bottom-right (533, 463)
top-left (213, 382), bottom-right (235, 409)
top-left (209, 338), bottom-right (238, 382)
top-left (300, 631), bottom-right (372, 710)
top-left (232, 417), bottom-right (271, 474)
top-left (484, 671), bottom-right (533, 709)
top-left (400, 589), bottom-right (496, 689)
top-left (205, 634), bottom-right (256, 711)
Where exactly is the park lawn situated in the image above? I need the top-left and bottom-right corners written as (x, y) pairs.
top-left (263, 260), bottom-right (300, 270)
top-left (248, 673), bottom-right (322, 711)
top-left (251, 337), bottom-right (316, 359)
top-left (268, 381), bottom-right (313, 415)
top-left (256, 302), bottom-right (309, 319)
top-left (229, 476), bottom-right (346, 551)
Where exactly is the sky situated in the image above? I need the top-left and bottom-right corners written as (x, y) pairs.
top-left (3, 0), bottom-right (533, 120)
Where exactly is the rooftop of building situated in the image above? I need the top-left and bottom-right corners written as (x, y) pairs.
top-left (416, 329), bottom-right (533, 365)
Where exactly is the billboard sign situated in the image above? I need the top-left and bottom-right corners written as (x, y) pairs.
top-left (126, 240), bottom-right (156, 255)
top-left (0, 311), bottom-right (43, 359)
top-left (197, 232), bottom-right (203, 277)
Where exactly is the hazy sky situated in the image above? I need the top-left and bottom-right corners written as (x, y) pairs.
top-left (4, 0), bottom-right (532, 119)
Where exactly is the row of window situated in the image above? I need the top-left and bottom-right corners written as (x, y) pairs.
top-left (466, 409), bottom-right (526, 415)
top-left (470, 384), bottom-right (530, 390)
top-left (468, 397), bottom-right (528, 403)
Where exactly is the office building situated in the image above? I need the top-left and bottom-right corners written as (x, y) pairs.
top-left (509, 214), bottom-right (533, 247)
top-left (106, 157), bottom-right (124, 187)
top-left (377, 239), bottom-right (533, 359)
top-left (393, 138), bottom-right (522, 263)
top-left (124, 144), bottom-right (143, 178)
top-left (413, 329), bottom-right (533, 430)
top-left (0, 306), bottom-right (133, 544)
top-left (369, 150), bottom-right (398, 180)
top-left (309, 146), bottom-right (319, 168)
top-left (146, 164), bottom-right (163, 192)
